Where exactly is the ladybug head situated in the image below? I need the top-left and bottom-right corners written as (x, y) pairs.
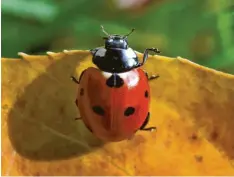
top-left (101, 25), bottom-right (135, 50)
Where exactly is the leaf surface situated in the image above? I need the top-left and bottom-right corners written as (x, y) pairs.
top-left (2, 51), bottom-right (234, 175)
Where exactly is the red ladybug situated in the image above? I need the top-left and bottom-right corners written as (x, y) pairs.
top-left (71, 26), bottom-right (160, 142)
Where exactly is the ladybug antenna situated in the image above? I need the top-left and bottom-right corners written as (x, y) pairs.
top-left (100, 25), bottom-right (110, 37)
top-left (124, 28), bottom-right (135, 38)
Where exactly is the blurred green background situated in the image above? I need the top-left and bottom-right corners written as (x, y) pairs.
top-left (2, 0), bottom-right (234, 74)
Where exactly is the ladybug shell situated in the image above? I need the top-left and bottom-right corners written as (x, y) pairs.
top-left (76, 67), bottom-right (150, 142)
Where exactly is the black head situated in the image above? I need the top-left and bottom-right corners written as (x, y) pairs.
top-left (104, 35), bottom-right (128, 49)
top-left (101, 25), bottom-right (135, 50)
top-left (91, 26), bottom-right (140, 73)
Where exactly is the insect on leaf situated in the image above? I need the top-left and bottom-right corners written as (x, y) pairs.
top-left (1, 51), bottom-right (234, 175)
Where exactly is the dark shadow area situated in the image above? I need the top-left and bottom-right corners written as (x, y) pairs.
top-left (7, 51), bottom-right (105, 161)
top-left (26, 42), bottom-right (52, 55)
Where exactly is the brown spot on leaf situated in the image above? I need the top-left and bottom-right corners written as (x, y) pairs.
top-left (190, 133), bottom-right (198, 140)
top-left (2, 104), bottom-right (8, 110)
top-left (131, 135), bottom-right (146, 147)
top-left (164, 140), bottom-right (171, 148)
top-left (195, 155), bottom-right (203, 162)
top-left (210, 130), bottom-right (219, 141)
top-left (16, 99), bottom-right (26, 109)
top-left (59, 106), bottom-right (65, 114)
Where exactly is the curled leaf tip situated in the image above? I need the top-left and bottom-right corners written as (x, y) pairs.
top-left (18, 52), bottom-right (28, 58)
top-left (46, 51), bottom-right (55, 54)
top-left (63, 50), bottom-right (69, 54)
top-left (46, 51), bottom-right (56, 60)
top-left (46, 51), bottom-right (55, 56)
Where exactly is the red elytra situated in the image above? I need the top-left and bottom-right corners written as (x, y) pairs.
top-left (73, 67), bottom-right (158, 142)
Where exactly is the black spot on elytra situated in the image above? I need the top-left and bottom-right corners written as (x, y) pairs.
top-left (92, 106), bottom-right (105, 116)
top-left (124, 107), bottom-right (135, 116)
top-left (145, 90), bottom-right (149, 98)
top-left (106, 74), bottom-right (124, 88)
top-left (80, 88), bottom-right (84, 96)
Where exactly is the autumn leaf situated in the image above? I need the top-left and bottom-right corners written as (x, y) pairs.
top-left (2, 50), bottom-right (234, 176)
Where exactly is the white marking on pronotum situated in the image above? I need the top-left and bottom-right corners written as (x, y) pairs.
top-left (17, 52), bottom-right (28, 59)
top-left (101, 71), bottom-right (112, 79)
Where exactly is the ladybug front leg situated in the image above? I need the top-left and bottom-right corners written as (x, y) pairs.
top-left (74, 99), bottom-right (82, 121)
top-left (71, 70), bottom-right (87, 84)
top-left (140, 48), bottom-right (161, 66)
top-left (144, 71), bottom-right (160, 81)
top-left (140, 112), bottom-right (156, 132)
top-left (70, 76), bottom-right (79, 84)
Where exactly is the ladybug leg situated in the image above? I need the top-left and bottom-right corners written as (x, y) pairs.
top-left (70, 76), bottom-right (79, 84)
top-left (74, 99), bottom-right (82, 120)
top-left (141, 48), bottom-right (161, 66)
top-left (71, 70), bottom-right (87, 84)
top-left (148, 74), bottom-right (160, 81)
top-left (140, 112), bottom-right (156, 132)
top-left (144, 71), bottom-right (160, 81)
top-left (75, 99), bottom-right (78, 106)
top-left (75, 117), bottom-right (82, 120)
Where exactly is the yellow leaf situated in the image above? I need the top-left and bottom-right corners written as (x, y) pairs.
top-left (2, 51), bottom-right (234, 176)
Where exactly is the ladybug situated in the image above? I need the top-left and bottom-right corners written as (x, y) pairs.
top-left (71, 25), bottom-right (160, 142)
